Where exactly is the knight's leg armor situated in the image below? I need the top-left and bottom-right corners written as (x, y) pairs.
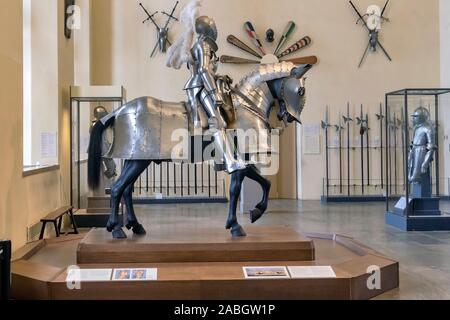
top-left (186, 87), bottom-right (202, 129)
top-left (201, 90), bottom-right (246, 173)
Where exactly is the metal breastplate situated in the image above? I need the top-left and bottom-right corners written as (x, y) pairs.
top-left (412, 126), bottom-right (431, 146)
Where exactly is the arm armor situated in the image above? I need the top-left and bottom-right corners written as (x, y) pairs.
top-left (423, 126), bottom-right (437, 167)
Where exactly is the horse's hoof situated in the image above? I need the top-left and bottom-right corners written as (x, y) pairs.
top-left (231, 225), bottom-right (247, 238)
top-left (250, 208), bottom-right (263, 224)
top-left (256, 203), bottom-right (268, 215)
top-left (112, 228), bottom-right (127, 239)
top-left (125, 220), bottom-right (138, 230)
top-left (132, 224), bottom-right (147, 236)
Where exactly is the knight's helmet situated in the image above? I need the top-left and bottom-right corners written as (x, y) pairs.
top-left (411, 107), bottom-right (430, 126)
top-left (93, 106), bottom-right (108, 122)
top-left (195, 16), bottom-right (218, 41)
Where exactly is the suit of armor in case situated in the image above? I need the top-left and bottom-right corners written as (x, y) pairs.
top-left (408, 107), bottom-right (437, 198)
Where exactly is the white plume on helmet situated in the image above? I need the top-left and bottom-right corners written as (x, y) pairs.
top-left (166, 0), bottom-right (202, 69)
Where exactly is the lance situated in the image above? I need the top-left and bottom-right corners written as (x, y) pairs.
top-left (343, 103), bottom-right (353, 196)
top-left (375, 104), bottom-right (385, 189)
top-left (366, 113), bottom-right (371, 187)
top-left (357, 104), bottom-right (367, 194)
top-left (321, 105), bottom-right (331, 197)
top-left (335, 116), bottom-right (345, 194)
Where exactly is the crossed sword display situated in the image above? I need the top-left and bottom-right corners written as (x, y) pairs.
top-left (349, 0), bottom-right (392, 68)
top-left (139, 2), bottom-right (179, 58)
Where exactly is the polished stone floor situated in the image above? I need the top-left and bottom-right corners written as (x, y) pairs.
top-left (133, 200), bottom-right (450, 300)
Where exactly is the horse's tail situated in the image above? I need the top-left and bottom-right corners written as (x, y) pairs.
top-left (88, 117), bottom-right (115, 189)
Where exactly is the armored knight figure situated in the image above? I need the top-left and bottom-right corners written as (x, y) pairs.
top-left (408, 107), bottom-right (437, 198)
top-left (183, 16), bottom-right (246, 173)
top-left (91, 106), bottom-right (117, 180)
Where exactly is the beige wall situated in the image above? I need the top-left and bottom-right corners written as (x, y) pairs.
top-left (0, 0), bottom-right (442, 250)
top-left (0, 0), bottom-right (74, 250)
top-left (89, 0), bottom-right (440, 199)
top-left (24, 0), bottom-right (59, 166)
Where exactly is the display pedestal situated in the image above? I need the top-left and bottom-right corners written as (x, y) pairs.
top-left (77, 226), bottom-right (315, 264)
top-left (386, 196), bottom-right (450, 231)
top-left (11, 225), bottom-right (400, 300)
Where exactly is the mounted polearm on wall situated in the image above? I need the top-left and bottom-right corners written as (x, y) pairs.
top-left (356, 105), bottom-right (368, 194)
top-left (375, 104), bottom-right (385, 189)
top-left (334, 116), bottom-right (345, 194)
top-left (319, 101), bottom-right (392, 200)
top-left (322, 106), bottom-right (332, 197)
top-left (343, 103), bottom-right (353, 196)
top-left (366, 113), bottom-right (371, 187)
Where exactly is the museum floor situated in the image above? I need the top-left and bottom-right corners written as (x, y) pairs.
top-left (129, 200), bottom-right (450, 300)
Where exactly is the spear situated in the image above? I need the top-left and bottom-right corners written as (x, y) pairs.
top-left (356, 104), bottom-right (367, 194)
top-left (366, 113), bottom-right (370, 187)
top-left (375, 104), bottom-right (385, 189)
top-left (321, 106), bottom-right (331, 197)
top-left (343, 103), bottom-right (353, 196)
top-left (335, 115), bottom-right (345, 194)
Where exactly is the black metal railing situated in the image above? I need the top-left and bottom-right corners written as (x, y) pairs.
top-left (0, 240), bottom-right (11, 301)
top-left (131, 162), bottom-right (226, 200)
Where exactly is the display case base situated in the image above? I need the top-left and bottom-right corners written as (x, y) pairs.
top-left (321, 195), bottom-right (386, 203)
top-left (393, 197), bottom-right (441, 216)
top-left (385, 211), bottom-right (450, 231)
top-left (77, 226), bottom-right (315, 264)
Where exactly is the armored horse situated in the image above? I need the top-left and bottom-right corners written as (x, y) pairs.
top-left (88, 62), bottom-right (312, 239)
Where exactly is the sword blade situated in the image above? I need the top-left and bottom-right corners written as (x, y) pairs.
top-left (377, 39), bottom-right (392, 61)
top-left (358, 42), bottom-right (371, 68)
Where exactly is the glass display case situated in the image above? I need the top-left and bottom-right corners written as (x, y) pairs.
top-left (70, 86), bottom-right (227, 215)
top-left (385, 88), bottom-right (450, 231)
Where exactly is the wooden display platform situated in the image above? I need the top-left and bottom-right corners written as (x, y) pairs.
top-left (77, 226), bottom-right (315, 264)
top-left (11, 227), bottom-right (400, 300)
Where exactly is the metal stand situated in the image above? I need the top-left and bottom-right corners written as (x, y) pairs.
top-left (321, 103), bottom-right (386, 202)
top-left (0, 240), bottom-right (11, 301)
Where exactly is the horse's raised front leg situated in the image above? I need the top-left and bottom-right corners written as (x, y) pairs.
top-left (122, 160), bottom-right (151, 236)
top-left (244, 165), bottom-right (271, 224)
top-left (108, 160), bottom-right (150, 239)
top-left (226, 169), bottom-right (247, 237)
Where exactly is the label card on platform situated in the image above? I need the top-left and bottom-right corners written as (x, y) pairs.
top-left (66, 268), bottom-right (113, 282)
top-left (243, 266), bottom-right (290, 279)
top-left (288, 266), bottom-right (336, 279)
top-left (112, 268), bottom-right (158, 281)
